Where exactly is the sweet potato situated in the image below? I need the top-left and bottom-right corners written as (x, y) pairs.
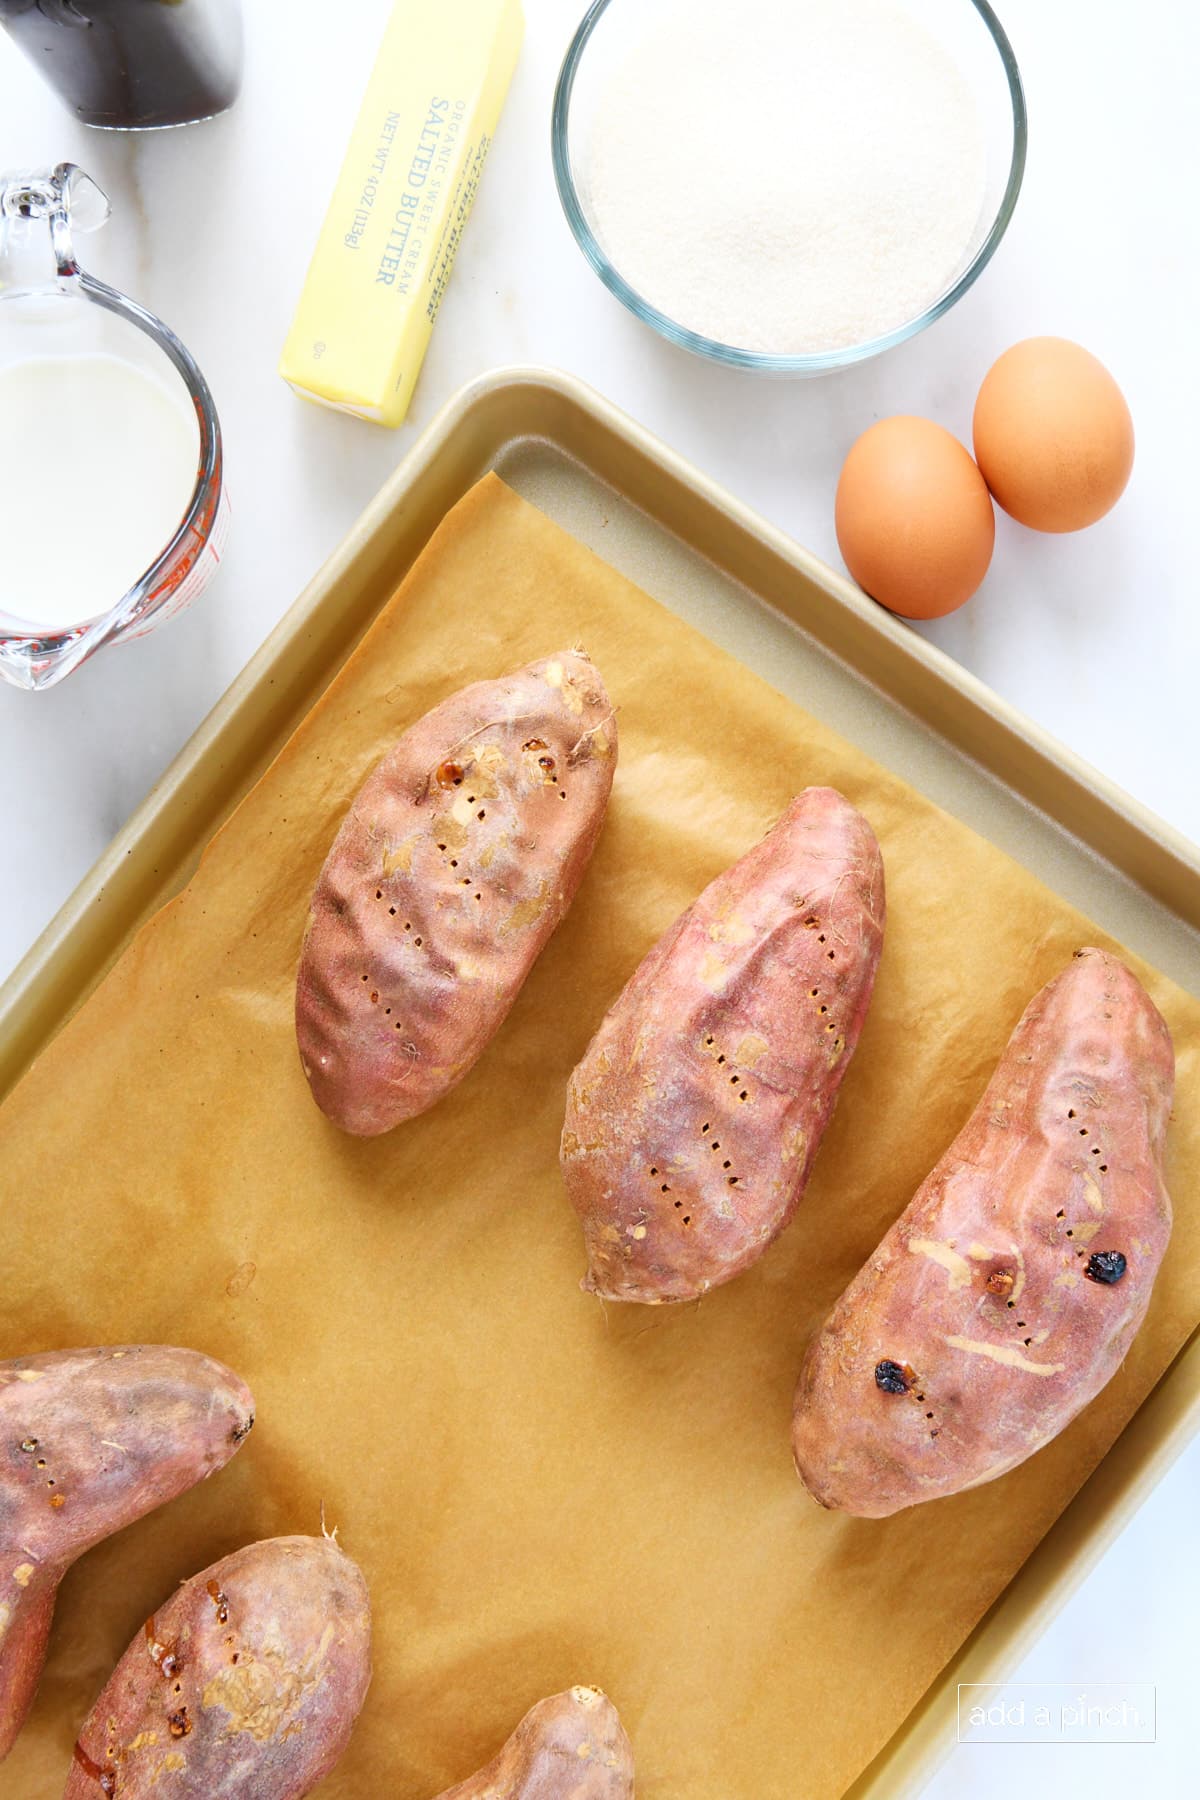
top-left (297, 650), bottom-right (617, 1136)
top-left (64, 1534), bottom-right (370, 1798)
top-left (792, 948), bottom-right (1174, 1517)
top-left (561, 787), bottom-right (885, 1302)
top-left (436, 1687), bottom-right (634, 1798)
top-left (0, 1345), bottom-right (253, 1762)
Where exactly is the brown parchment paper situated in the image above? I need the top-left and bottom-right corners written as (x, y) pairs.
top-left (2, 473), bottom-right (1199, 1800)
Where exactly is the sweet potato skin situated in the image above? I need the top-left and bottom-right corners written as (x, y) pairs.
top-left (63, 1535), bottom-right (371, 1799)
top-left (0, 1345), bottom-right (253, 1762)
top-left (436, 1687), bottom-right (634, 1798)
top-left (792, 949), bottom-right (1175, 1517)
top-left (561, 788), bottom-right (885, 1302)
top-left (297, 650), bottom-right (617, 1137)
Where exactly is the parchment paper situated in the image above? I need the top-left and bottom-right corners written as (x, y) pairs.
top-left (2, 474), bottom-right (1198, 1799)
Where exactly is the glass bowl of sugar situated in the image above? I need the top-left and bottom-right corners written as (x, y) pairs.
top-left (552, 0), bottom-right (1026, 373)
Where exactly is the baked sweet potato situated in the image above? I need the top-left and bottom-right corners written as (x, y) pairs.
top-left (297, 650), bottom-right (617, 1136)
top-left (0, 1345), bottom-right (253, 1762)
top-left (436, 1686), bottom-right (634, 1798)
top-left (64, 1534), bottom-right (370, 1798)
top-left (792, 948), bottom-right (1174, 1517)
top-left (562, 787), bottom-right (885, 1302)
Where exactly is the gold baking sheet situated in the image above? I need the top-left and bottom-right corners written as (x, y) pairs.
top-left (1, 472), bottom-right (1198, 1798)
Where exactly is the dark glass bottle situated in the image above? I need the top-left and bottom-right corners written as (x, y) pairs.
top-left (0, 0), bottom-right (243, 129)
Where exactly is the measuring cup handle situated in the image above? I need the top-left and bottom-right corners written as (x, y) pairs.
top-left (0, 162), bottom-right (111, 292)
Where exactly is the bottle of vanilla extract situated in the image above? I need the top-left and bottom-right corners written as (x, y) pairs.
top-left (0, 0), bottom-right (243, 129)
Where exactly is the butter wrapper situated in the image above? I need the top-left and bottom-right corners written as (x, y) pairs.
top-left (280, 0), bottom-right (523, 427)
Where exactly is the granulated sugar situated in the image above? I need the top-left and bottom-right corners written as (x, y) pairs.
top-left (581, 0), bottom-right (987, 354)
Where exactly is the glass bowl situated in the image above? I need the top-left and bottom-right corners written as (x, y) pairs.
top-left (552, 0), bottom-right (1027, 375)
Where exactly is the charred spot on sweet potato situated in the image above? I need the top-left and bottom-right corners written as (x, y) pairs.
top-left (144, 1617), bottom-right (183, 1682)
top-left (1085, 1250), bottom-right (1127, 1285)
top-left (874, 1359), bottom-right (914, 1394)
top-left (72, 1742), bottom-right (116, 1793)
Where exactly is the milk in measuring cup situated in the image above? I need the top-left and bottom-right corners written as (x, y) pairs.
top-left (0, 352), bottom-right (200, 631)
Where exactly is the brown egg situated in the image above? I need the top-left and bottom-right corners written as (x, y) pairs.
top-left (973, 337), bottom-right (1134, 532)
top-left (835, 416), bottom-right (995, 620)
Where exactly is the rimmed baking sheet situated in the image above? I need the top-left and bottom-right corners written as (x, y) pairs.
top-left (1, 370), bottom-right (1196, 1798)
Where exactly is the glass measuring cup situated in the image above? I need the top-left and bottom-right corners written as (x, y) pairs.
top-left (0, 163), bottom-right (227, 690)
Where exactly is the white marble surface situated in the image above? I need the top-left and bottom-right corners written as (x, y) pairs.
top-left (1, 2), bottom-right (1196, 1795)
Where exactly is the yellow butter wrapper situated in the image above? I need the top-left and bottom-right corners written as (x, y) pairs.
top-left (280, 0), bottom-right (523, 427)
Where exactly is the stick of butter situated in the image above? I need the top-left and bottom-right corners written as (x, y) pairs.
top-left (280, 0), bottom-right (523, 427)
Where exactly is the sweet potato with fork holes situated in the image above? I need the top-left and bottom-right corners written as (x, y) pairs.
top-left (0, 1344), bottom-right (253, 1761)
top-left (562, 787), bottom-right (885, 1302)
top-left (792, 948), bottom-right (1174, 1516)
top-left (297, 650), bottom-right (616, 1136)
top-left (64, 1534), bottom-right (370, 1798)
